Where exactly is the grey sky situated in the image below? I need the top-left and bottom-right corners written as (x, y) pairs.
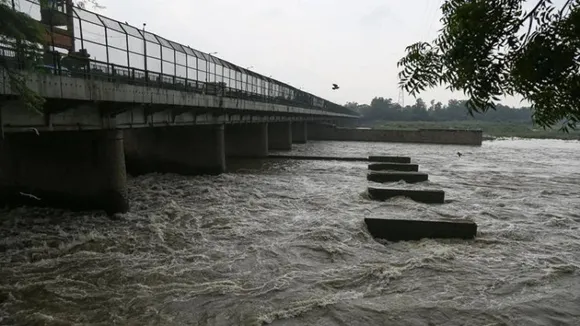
top-left (62, 0), bottom-right (571, 107)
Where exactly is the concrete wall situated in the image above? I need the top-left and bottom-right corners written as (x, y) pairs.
top-left (268, 122), bottom-right (293, 150)
top-left (0, 130), bottom-right (128, 214)
top-left (225, 123), bottom-right (268, 157)
top-left (308, 124), bottom-right (483, 146)
top-left (124, 125), bottom-right (226, 175)
top-left (292, 122), bottom-right (308, 144)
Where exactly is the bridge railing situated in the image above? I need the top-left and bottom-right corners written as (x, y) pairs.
top-left (4, 0), bottom-right (357, 117)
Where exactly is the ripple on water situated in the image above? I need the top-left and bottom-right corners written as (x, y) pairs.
top-left (1, 139), bottom-right (580, 325)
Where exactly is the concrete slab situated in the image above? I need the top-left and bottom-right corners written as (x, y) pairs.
top-left (368, 156), bottom-right (411, 163)
top-left (267, 155), bottom-right (367, 162)
top-left (364, 218), bottom-right (477, 241)
top-left (368, 163), bottom-right (419, 172)
top-left (367, 187), bottom-right (445, 203)
top-left (367, 171), bottom-right (428, 184)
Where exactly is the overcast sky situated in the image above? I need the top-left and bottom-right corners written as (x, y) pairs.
top-left (75, 0), bottom-right (563, 107)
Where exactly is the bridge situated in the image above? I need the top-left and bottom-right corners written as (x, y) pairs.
top-left (0, 0), bottom-right (359, 215)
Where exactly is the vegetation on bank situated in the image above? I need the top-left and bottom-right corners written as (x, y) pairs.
top-left (373, 121), bottom-right (580, 140)
top-left (345, 97), bottom-right (579, 140)
top-left (346, 97), bottom-right (533, 123)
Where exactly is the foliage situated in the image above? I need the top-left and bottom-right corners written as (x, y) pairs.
top-left (0, 0), bottom-right (46, 113)
top-left (397, 0), bottom-right (580, 132)
top-left (376, 120), bottom-right (580, 140)
top-left (74, 0), bottom-right (103, 9)
top-left (0, 0), bottom-right (103, 114)
top-left (347, 97), bottom-right (532, 123)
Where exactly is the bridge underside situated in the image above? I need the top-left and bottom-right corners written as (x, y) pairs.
top-left (0, 121), bottom-right (325, 215)
top-left (0, 71), bottom-right (357, 214)
top-left (0, 99), bottom-right (340, 132)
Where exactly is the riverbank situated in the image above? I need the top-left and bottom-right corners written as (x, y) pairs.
top-left (369, 121), bottom-right (580, 140)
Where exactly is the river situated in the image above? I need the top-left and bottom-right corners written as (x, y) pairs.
top-left (1, 139), bottom-right (580, 325)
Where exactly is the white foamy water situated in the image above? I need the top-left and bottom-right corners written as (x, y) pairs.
top-left (1, 139), bottom-right (580, 325)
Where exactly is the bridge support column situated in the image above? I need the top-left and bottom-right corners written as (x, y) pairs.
top-left (268, 122), bottom-right (292, 151)
top-left (292, 121), bottom-right (308, 144)
top-left (0, 130), bottom-right (128, 215)
top-left (124, 125), bottom-right (226, 176)
top-left (225, 123), bottom-right (268, 157)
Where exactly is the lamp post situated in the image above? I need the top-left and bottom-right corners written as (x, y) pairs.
top-left (142, 23), bottom-right (148, 79)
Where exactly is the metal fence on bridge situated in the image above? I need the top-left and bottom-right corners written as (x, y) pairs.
top-left (3, 0), bottom-right (355, 116)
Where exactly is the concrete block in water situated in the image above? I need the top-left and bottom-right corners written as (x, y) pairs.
top-left (367, 171), bottom-right (428, 184)
top-left (368, 156), bottom-right (411, 163)
top-left (364, 218), bottom-right (477, 241)
top-left (368, 187), bottom-right (445, 203)
top-left (368, 163), bottom-right (419, 172)
top-left (267, 155), bottom-right (367, 162)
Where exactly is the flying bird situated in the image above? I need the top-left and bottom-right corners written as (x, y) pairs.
top-left (332, 84), bottom-right (339, 90)
top-left (457, 152), bottom-right (462, 157)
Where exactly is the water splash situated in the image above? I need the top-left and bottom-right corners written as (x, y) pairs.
top-left (1, 139), bottom-right (580, 325)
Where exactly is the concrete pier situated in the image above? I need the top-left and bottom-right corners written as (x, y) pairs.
top-left (268, 122), bottom-right (292, 150)
top-left (0, 130), bottom-right (128, 215)
top-left (368, 187), bottom-right (445, 203)
top-left (368, 163), bottom-right (419, 172)
top-left (365, 218), bottom-right (477, 241)
top-left (292, 122), bottom-right (308, 143)
top-left (367, 171), bottom-right (429, 183)
top-left (124, 125), bottom-right (226, 176)
top-left (225, 123), bottom-right (268, 157)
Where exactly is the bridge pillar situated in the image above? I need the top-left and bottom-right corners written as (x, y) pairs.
top-left (0, 130), bottom-right (128, 215)
top-left (225, 123), bottom-right (268, 157)
top-left (124, 125), bottom-right (226, 176)
top-left (292, 121), bottom-right (308, 144)
top-left (268, 122), bottom-right (292, 151)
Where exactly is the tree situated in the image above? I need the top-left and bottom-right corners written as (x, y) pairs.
top-left (348, 95), bottom-right (533, 123)
top-left (397, 0), bottom-right (580, 131)
top-left (0, 0), bottom-right (102, 113)
top-left (410, 98), bottom-right (429, 120)
top-left (345, 101), bottom-right (359, 109)
top-left (1, 0), bottom-right (47, 112)
top-left (74, 0), bottom-right (103, 9)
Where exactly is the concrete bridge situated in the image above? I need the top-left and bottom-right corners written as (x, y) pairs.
top-left (0, 1), bottom-right (358, 215)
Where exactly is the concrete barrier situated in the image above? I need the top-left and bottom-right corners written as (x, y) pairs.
top-left (368, 156), bottom-right (411, 163)
top-left (368, 163), bottom-right (419, 172)
top-left (367, 171), bottom-right (428, 184)
top-left (308, 124), bottom-right (483, 146)
top-left (368, 187), bottom-right (445, 203)
top-left (364, 218), bottom-right (477, 241)
top-left (267, 155), bottom-right (367, 162)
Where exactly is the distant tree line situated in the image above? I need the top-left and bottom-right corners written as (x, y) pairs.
top-left (345, 98), bottom-right (533, 123)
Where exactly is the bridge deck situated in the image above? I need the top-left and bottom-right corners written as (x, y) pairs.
top-left (0, 71), bottom-right (356, 132)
